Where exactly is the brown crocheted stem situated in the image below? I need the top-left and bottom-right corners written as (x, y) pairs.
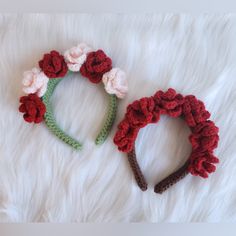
top-left (127, 149), bottom-right (148, 191)
top-left (154, 159), bottom-right (190, 194)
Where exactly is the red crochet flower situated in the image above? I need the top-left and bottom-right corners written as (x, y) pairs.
top-left (80, 50), bottom-right (112, 83)
top-left (114, 89), bottom-right (220, 193)
top-left (189, 120), bottom-right (219, 152)
top-left (39, 50), bottom-right (68, 78)
top-left (182, 95), bottom-right (210, 127)
top-left (19, 94), bottom-right (46, 123)
top-left (153, 88), bottom-right (184, 117)
top-left (113, 119), bottom-right (139, 152)
top-left (188, 151), bottom-right (219, 178)
top-left (126, 97), bottom-right (160, 128)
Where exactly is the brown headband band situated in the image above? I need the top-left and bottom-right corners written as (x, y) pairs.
top-left (127, 148), bottom-right (190, 193)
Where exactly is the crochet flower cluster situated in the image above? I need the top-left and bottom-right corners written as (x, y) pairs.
top-left (114, 88), bottom-right (219, 178)
top-left (19, 43), bottom-right (128, 123)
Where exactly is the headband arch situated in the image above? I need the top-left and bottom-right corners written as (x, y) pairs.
top-left (114, 88), bottom-right (219, 193)
top-left (19, 43), bottom-right (128, 150)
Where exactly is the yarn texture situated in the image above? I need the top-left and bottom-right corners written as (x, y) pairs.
top-left (19, 94), bottom-right (46, 123)
top-left (114, 88), bottom-right (219, 193)
top-left (22, 67), bottom-right (49, 97)
top-left (102, 68), bottom-right (128, 99)
top-left (42, 78), bottom-right (83, 150)
top-left (64, 43), bottom-right (93, 72)
top-left (19, 44), bottom-right (127, 150)
top-left (42, 78), bottom-right (118, 149)
top-left (95, 94), bottom-right (118, 145)
top-left (80, 50), bottom-right (112, 83)
top-left (39, 50), bottom-right (68, 78)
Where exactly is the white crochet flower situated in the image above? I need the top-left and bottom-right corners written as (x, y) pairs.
top-left (102, 68), bottom-right (128, 99)
top-left (64, 43), bottom-right (93, 72)
top-left (22, 68), bottom-right (49, 97)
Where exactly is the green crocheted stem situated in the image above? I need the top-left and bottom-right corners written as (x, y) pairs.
top-left (42, 78), bottom-right (83, 150)
top-left (95, 94), bottom-right (118, 145)
top-left (42, 77), bottom-right (118, 150)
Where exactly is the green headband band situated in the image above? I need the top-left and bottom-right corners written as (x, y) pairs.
top-left (18, 44), bottom-right (128, 150)
top-left (42, 77), bottom-right (118, 150)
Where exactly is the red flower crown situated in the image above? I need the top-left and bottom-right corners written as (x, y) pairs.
top-left (114, 88), bottom-right (219, 194)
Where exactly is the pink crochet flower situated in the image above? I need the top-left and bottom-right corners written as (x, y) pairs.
top-left (22, 68), bottom-right (49, 97)
top-left (64, 43), bottom-right (92, 72)
top-left (102, 68), bottom-right (128, 98)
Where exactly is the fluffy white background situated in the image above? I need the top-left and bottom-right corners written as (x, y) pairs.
top-left (0, 14), bottom-right (236, 222)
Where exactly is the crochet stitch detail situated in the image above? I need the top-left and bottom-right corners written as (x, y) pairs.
top-left (114, 88), bottom-right (219, 194)
top-left (154, 160), bottom-right (189, 194)
top-left (95, 94), bottom-right (118, 145)
top-left (42, 78), bottom-right (83, 150)
top-left (127, 149), bottom-right (147, 191)
top-left (80, 50), bottom-right (112, 84)
top-left (19, 93), bottom-right (46, 123)
top-left (19, 46), bottom-right (128, 150)
top-left (43, 78), bottom-right (118, 149)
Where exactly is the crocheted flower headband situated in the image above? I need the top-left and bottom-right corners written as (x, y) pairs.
top-left (114, 88), bottom-right (219, 194)
top-left (19, 43), bottom-right (128, 150)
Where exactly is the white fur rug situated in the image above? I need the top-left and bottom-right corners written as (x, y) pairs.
top-left (0, 14), bottom-right (236, 222)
